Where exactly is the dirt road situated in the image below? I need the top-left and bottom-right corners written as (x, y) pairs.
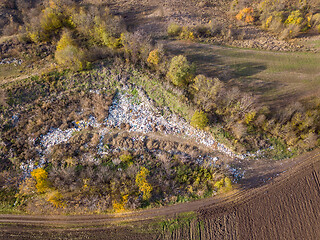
top-left (1, 149), bottom-right (320, 239)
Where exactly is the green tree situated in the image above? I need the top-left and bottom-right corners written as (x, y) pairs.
top-left (54, 31), bottom-right (88, 71)
top-left (167, 55), bottom-right (195, 87)
top-left (191, 110), bottom-right (209, 129)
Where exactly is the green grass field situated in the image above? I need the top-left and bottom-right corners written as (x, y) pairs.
top-left (166, 40), bottom-right (320, 107)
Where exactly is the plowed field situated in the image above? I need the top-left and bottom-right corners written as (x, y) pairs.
top-left (1, 150), bottom-right (320, 239)
top-left (161, 149), bottom-right (320, 239)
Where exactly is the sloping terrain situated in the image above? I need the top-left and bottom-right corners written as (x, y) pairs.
top-left (0, 149), bottom-right (319, 239)
top-left (0, 0), bottom-right (320, 239)
top-left (164, 40), bottom-right (320, 108)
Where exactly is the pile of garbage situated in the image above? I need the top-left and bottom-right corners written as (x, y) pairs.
top-left (25, 87), bottom-right (247, 176)
top-left (106, 91), bottom-right (245, 159)
top-left (0, 58), bottom-right (23, 65)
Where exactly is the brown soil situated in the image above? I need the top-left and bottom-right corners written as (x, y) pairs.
top-left (104, 129), bottom-right (226, 159)
top-left (107, 0), bottom-right (309, 52)
top-left (1, 149), bottom-right (319, 239)
top-left (107, 0), bottom-right (231, 34)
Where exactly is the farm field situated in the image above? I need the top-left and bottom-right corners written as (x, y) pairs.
top-left (165, 40), bottom-right (320, 108)
top-left (1, 0), bottom-right (320, 239)
top-left (0, 150), bottom-right (319, 239)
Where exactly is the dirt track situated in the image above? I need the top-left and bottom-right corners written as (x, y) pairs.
top-left (162, 149), bottom-right (320, 239)
top-left (1, 149), bottom-right (320, 239)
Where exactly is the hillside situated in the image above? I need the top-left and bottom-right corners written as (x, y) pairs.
top-left (0, 0), bottom-right (319, 239)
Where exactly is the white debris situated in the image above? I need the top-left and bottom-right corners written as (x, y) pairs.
top-left (0, 58), bottom-right (23, 65)
top-left (106, 91), bottom-right (245, 159)
top-left (23, 87), bottom-right (249, 176)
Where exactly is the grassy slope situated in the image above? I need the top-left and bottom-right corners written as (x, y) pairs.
top-left (166, 40), bottom-right (320, 107)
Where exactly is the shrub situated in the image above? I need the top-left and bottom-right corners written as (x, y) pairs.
top-left (120, 32), bottom-right (153, 65)
top-left (19, 177), bottom-right (37, 196)
top-left (231, 122), bottom-right (247, 139)
top-left (112, 194), bottom-right (129, 212)
top-left (244, 111), bottom-right (256, 125)
top-left (119, 154), bottom-right (134, 166)
top-left (147, 49), bottom-right (161, 66)
top-left (31, 168), bottom-right (50, 194)
top-left (27, 3), bottom-right (74, 43)
top-left (311, 13), bottom-right (320, 27)
top-left (191, 110), bottom-right (209, 129)
top-left (70, 6), bottom-right (124, 49)
top-left (214, 178), bottom-right (224, 189)
top-left (208, 20), bottom-right (223, 35)
top-left (214, 177), bottom-right (232, 192)
top-left (135, 167), bottom-right (152, 201)
top-left (285, 10), bottom-right (304, 25)
top-left (280, 24), bottom-right (301, 39)
top-left (236, 8), bottom-right (254, 23)
top-left (55, 30), bottom-right (74, 51)
top-left (92, 20), bottom-right (122, 49)
top-left (167, 23), bottom-right (182, 37)
top-left (224, 177), bottom-right (232, 191)
top-left (55, 31), bottom-right (88, 71)
top-left (46, 190), bottom-right (63, 208)
top-left (191, 75), bottom-right (224, 111)
top-left (179, 27), bottom-right (195, 40)
top-left (167, 55), bottom-right (195, 87)
top-left (194, 25), bottom-right (211, 38)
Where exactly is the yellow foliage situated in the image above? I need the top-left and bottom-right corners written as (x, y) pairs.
top-left (214, 177), bottom-right (233, 192)
top-left (291, 112), bottom-right (302, 127)
top-left (147, 49), bottom-right (161, 66)
top-left (236, 8), bottom-right (254, 23)
top-left (112, 194), bottom-right (128, 212)
top-left (179, 27), bottom-right (195, 40)
top-left (55, 31), bottom-right (87, 71)
top-left (285, 10), bottom-right (303, 25)
top-left (31, 168), bottom-right (50, 194)
top-left (135, 167), bottom-right (153, 201)
top-left (264, 16), bottom-right (273, 28)
top-left (244, 111), bottom-right (256, 125)
top-left (91, 19), bottom-right (122, 49)
top-left (28, 31), bottom-right (42, 44)
top-left (30, 168), bottom-right (65, 208)
top-left (167, 23), bottom-right (182, 37)
top-left (224, 177), bottom-right (233, 191)
top-left (167, 55), bottom-right (195, 87)
top-left (40, 8), bottom-right (64, 34)
top-left (46, 190), bottom-right (64, 208)
top-left (56, 31), bottom-right (74, 51)
top-left (119, 154), bottom-right (133, 166)
top-left (214, 178), bottom-right (224, 189)
top-left (191, 110), bottom-right (209, 129)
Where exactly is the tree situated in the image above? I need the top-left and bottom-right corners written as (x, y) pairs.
top-left (31, 168), bottom-right (50, 193)
top-left (167, 55), bottom-right (195, 87)
top-left (147, 49), bottom-right (161, 66)
top-left (135, 167), bottom-right (153, 201)
top-left (191, 110), bottom-right (209, 129)
top-left (55, 30), bottom-right (88, 71)
top-left (191, 75), bottom-right (224, 111)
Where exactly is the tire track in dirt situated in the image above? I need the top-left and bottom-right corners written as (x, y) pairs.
top-left (1, 150), bottom-right (320, 239)
top-left (194, 149), bottom-right (320, 240)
